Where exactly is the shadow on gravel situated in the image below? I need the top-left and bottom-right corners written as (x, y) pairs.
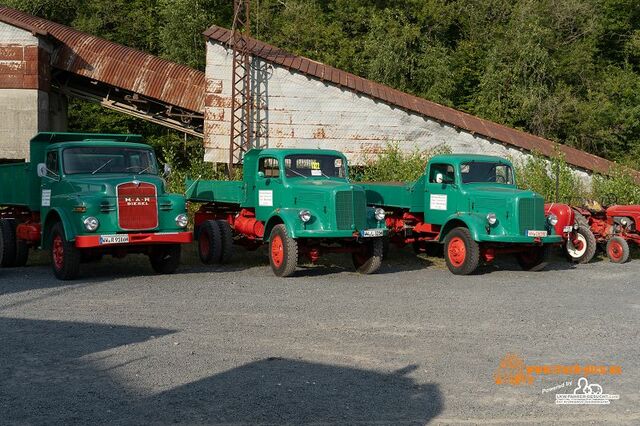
top-left (131, 358), bottom-right (443, 424)
top-left (0, 316), bottom-right (443, 424)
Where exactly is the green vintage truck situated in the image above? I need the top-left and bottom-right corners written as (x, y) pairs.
top-left (0, 132), bottom-right (192, 280)
top-left (186, 148), bottom-right (387, 277)
top-left (362, 154), bottom-right (563, 275)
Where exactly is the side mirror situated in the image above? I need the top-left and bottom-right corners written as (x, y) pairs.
top-left (435, 173), bottom-right (444, 184)
top-left (163, 163), bottom-right (172, 177)
top-left (257, 171), bottom-right (265, 178)
top-left (37, 163), bottom-right (47, 178)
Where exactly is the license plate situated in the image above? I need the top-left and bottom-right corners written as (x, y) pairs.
top-left (360, 229), bottom-right (384, 238)
top-left (527, 230), bottom-right (548, 237)
top-left (99, 235), bottom-right (130, 245)
top-left (563, 225), bottom-right (573, 233)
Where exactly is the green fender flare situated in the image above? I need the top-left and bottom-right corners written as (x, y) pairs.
top-left (263, 209), bottom-right (302, 241)
top-left (42, 208), bottom-right (76, 248)
top-left (438, 213), bottom-right (486, 242)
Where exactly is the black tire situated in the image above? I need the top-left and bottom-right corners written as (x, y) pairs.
top-left (382, 236), bottom-right (390, 259)
top-left (606, 236), bottom-right (629, 264)
top-left (198, 220), bottom-right (222, 264)
top-left (443, 227), bottom-right (480, 275)
top-left (269, 224), bottom-right (298, 277)
top-left (516, 246), bottom-right (549, 271)
top-left (0, 218), bottom-right (18, 267)
top-left (50, 222), bottom-right (81, 280)
top-left (565, 227), bottom-right (596, 264)
top-left (15, 239), bottom-right (29, 267)
top-left (573, 210), bottom-right (590, 227)
top-left (149, 244), bottom-right (181, 274)
top-left (216, 220), bottom-right (234, 264)
top-left (352, 238), bottom-right (383, 274)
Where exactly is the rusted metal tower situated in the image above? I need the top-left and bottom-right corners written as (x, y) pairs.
top-left (229, 0), bottom-right (252, 176)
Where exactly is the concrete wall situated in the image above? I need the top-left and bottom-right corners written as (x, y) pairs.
top-left (0, 21), bottom-right (60, 160)
top-left (205, 41), bottom-right (592, 185)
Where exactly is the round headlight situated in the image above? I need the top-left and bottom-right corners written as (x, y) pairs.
top-left (620, 218), bottom-right (628, 226)
top-left (299, 210), bottom-right (312, 223)
top-left (548, 214), bottom-right (558, 226)
top-left (175, 213), bottom-right (188, 228)
top-left (83, 216), bottom-right (99, 232)
top-left (486, 213), bottom-right (497, 225)
top-left (375, 208), bottom-right (386, 221)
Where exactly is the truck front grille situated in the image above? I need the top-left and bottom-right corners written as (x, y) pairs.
top-left (335, 190), bottom-right (367, 230)
top-left (518, 197), bottom-right (545, 234)
top-left (117, 182), bottom-right (158, 230)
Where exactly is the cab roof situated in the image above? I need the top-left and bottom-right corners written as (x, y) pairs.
top-left (31, 132), bottom-right (143, 144)
top-left (48, 141), bottom-right (152, 150)
top-left (244, 148), bottom-right (346, 161)
top-left (430, 153), bottom-right (513, 165)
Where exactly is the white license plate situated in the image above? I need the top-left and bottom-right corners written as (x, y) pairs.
top-left (563, 225), bottom-right (573, 233)
top-left (99, 235), bottom-right (130, 245)
top-left (361, 229), bottom-right (384, 238)
top-left (527, 230), bottom-right (548, 237)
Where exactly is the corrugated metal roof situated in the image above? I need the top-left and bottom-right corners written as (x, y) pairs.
top-left (204, 24), bottom-right (634, 179)
top-left (0, 6), bottom-right (206, 113)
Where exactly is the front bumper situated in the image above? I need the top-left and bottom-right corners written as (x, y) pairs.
top-left (476, 234), bottom-right (563, 244)
top-left (292, 228), bottom-right (388, 239)
top-left (75, 231), bottom-right (193, 248)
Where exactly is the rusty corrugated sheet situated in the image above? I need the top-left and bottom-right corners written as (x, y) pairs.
top-left (203, 24), bottom-right (636, 179)
top-left (0, 6), bottom-right (205, 113)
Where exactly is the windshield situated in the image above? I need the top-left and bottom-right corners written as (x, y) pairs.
top-left (460, 161), bottom-right (514, 185)
top-left (63, 146), bottom-right (158, 175)
top-left (284, 154), bottom-right (346, 179)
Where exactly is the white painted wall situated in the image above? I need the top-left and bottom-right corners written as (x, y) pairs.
top-left (204, 41), bottom-right (592, 185)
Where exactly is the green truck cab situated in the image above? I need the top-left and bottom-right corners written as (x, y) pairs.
top-left (186, 148), bottom-right (387, 277)
top-left (362, 154), bottom-right (562, 275)
top-left (0, 132), bottom-right (192, 280)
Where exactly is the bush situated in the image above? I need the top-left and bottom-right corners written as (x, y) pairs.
top-left (592, 165), bottom-right (640, 205)
top-left (515, 151), bottom-right (586, 203)
top-left (354, 143), bottom-right (451, 182)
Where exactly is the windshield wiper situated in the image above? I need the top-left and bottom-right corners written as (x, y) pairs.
top-left (128, 165), bottom-right (152, 175)
top-left (286, 167), bottom-right (308, 179)
top-left (91, 159), bottom-right (113, 175)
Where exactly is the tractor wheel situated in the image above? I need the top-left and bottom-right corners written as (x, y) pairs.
top-left (606, 236), bottom-right (629, 264)
top-left (149, 244), bottom-right (181, 274)
top-left (50, 222), bottom-right (81, 280)
top-left (198, 220), bottom-right (222, 264)
top-left (352, 238), bottom-right (383, 274)
top-left (216, 220), bottom-right (234, 264)
top-left (0, 218), bottom-right (17, 267)
top-left (573, 210), bottom-right (590, 227)
top-left (444, 227), bottom-right (480, 275)
top-left (565, 227), bottom-right (596, 264)
top-left (269, 224), bottom-right (298, 277)
top-left (516, 246), bottom-right (549, 271)
top-left (15, 239), bottom-right (29, 267)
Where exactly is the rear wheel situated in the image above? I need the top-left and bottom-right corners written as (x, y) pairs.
top-left (516, 246), bottom-right (548, 271)
top-left (0, 218), bottom-right (17, 267)
top-left (606, 236), bottom-right (629, 264)
top-left (444, 227), bottom-right (480, 275)
top-left (216, 220), bottom-right (234, 263)
top-left (50, 223), bottom-right (81, 280)
top-left (269, 224), bottom-right (298, 277)
top-left (198, 220), bottom-right (222, 264)
top-left (565, 227), bottom-right (596, 264)
top-left (352, 238), bottom-right (383, 274)
top-left (149, 244), bottom-right (181, 274)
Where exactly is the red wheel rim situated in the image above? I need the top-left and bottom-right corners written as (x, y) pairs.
top-left (52, 235), bottom-right (64, 270)
top-left (608, 240), bottom-right (623, 261)
top-left (271, 235), bottom-right (284, 267)
top-left (199, 233), bottom-right (210, 259)
top-left (448, 237), bottom-right (466, 267)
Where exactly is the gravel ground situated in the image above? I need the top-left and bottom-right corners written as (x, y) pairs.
top-left (0, 244), bottom-right (638, 425)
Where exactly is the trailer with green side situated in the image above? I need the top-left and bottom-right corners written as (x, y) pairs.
top-left (0, 132), bottom-right (192, 280)
top-left (186, 148), bottom-right (388, 277)
top-left (362, 154), bottom-right (563, 275)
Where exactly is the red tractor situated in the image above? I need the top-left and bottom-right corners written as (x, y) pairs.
top-left (572, 198), bottom-right (640, 264)
top-left (545, 203), bottom-right (597, 264)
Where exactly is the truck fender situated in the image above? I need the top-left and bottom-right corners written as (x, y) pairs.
top-left (438, 214), bottom-right (485, 242)
top-left (263, 209), bottom-right (301, 241)
top-left (42, 208), bottom-right (75, 248)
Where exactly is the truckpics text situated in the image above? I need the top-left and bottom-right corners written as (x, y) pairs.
top-left (186, 149), bottom-right (388, 277)
top-left (362, 154), bottom-right (563, 275)
top-left (0, 132), bottom-right (192, 280)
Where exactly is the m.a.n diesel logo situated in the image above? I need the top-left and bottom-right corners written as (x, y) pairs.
top-left (123, 196), bottom-right (151, 206)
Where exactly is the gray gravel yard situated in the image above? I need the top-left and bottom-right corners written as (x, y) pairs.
top-left (1, 245), bottom-right (638, 425)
